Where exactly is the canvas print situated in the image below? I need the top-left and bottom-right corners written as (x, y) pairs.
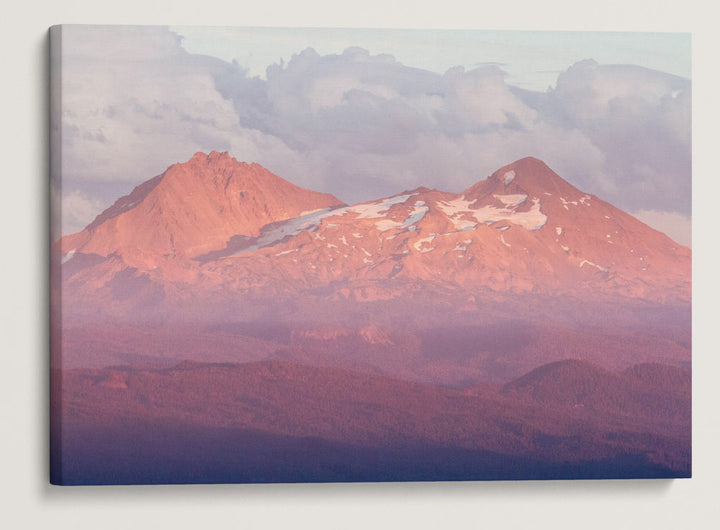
top-left (49, 25), bottom-right (691, 485)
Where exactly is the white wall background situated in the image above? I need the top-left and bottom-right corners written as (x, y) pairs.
top-left (1, 1), bottom-right (717, 528)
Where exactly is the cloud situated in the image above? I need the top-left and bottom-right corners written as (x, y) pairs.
top-left (57, 27), bottom-right (691, 246)
top-left (60, 190), bottom-right (104, 236)
top-left (531, 60), bottom-right (691, 214)
top-left (212, 48), bottom-right (690, 216)
top-left (61, 26), bottom-right (241, 185)
top-left (631, 210), bottom-right (692, 247)
top-left (58, 25), bottom-right (298, 213)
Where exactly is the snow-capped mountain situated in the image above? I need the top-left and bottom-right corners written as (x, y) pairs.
top-left (52, 153), bottom-right (692, 484)
top-left (57, 153), bottom-right (690, 321)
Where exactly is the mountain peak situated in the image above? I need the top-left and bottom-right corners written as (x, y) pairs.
top-left (62, 152), bottom-right (345, 261)
top-left (59, 154), bottom-right (690, 308)
top-left (493, 157), bottom-right (567, 188)
top-left (463, 157), bottom-right (582, 200)
top-left (500, 156), bottom-right (563, 180)
top-left (188, 150), bottom-right (236, 166)
top-left (193, 149), bottom-right (229, 159)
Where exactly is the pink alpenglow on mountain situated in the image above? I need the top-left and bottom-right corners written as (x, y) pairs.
top-left (52, 153), bottom-right (691, 485)
top-left (58, 154), bottom-right (690, 322)
top-left (60, 151), bottom-right (345, 264)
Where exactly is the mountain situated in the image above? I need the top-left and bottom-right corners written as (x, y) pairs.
top-left (51, 154), bottom-right (692, 483)
top-left (501, 359), bottom-right (690, 425)
top-left (53, 359), bottom-right (690, 484)
top-left (59, 154), bottom-right (690, 315)
top-left (204, 155), bottom-right (688, 302)
top-left (54, 153), bottom-right (691, 379)
top-left (59, 151), bottom-right (344, 265)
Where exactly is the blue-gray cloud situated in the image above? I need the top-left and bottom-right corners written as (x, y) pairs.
top-left (57, 26), bottom-right (691, 245)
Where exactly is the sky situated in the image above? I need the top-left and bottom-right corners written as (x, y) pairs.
top-left (171, 27), bottom-right (691, 91)
top-left (54, 25), bottom-right (692, 246)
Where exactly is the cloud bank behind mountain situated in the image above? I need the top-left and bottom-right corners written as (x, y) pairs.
top-left (56, 26), bottom-right (691, 245)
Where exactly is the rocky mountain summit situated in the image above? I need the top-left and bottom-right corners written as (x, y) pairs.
top-left (57, 152), bottom-right (690, 322)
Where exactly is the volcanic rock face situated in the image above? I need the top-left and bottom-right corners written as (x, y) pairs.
top-left (60, 151), bottom-right (345, 264)
top-left (57, 153), bottom-right (691, 321)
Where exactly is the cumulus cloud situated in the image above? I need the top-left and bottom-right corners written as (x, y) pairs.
top-left (58, 25), bottom-right (298, 215)
top-left (211, 47), bottom-right (690, 217)
top-left (57, 26), bottom-right (691, 245)
top-left (61, 26), bottom-right (240, 185)
top-left (532, 59), bottom-right (691, 214)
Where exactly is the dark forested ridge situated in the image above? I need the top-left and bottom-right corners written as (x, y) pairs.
top-left (51, 359), bottom-right (690, 484)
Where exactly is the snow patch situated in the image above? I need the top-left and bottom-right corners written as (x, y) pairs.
top-left (493, 194), bottom-right (527, 207)
top-left (375, 219), bottom-right (402, 231)
top-left (436, 197), bottom-right (476, 217)
top-left (555, 227), bottom-right (563, 236)
top-left (403, 201), bottom-right (429, 226)
top-left (413, 235), bottom-right (436, 252)
top-left (504, 170), bottom-right (516, 185)
top-left (275, 249), bottom-right (298, 256)
top-left (231, 207), bottom-right (344, 255)
top-left (371, 200), bottom-right (429, 233)
top-left (61, 250), bottom-right (76, 264)
top-left (345, 193), bottom-right (415, 219)
top-left (579, 259), bottom-right (608, 273)
top-left (437, 196), bottom-right (547, 231)
top-left (500, 234), bottom-right (511, 248)
top-left (454, 239), bottom-right (472, 252)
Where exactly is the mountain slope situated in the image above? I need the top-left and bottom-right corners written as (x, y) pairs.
top-left (501, 359), bottom-right (690, 425)
top-left (53, 359), bottom-right (691, 484)
top-left (57, 154), bottom-right (691, 321)
top-left (59, 151), bottom-right (345, 263)
top-left (51, 154), bottom-right (692, 484)
top-left (192, 157), bottom-right (689, 302)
